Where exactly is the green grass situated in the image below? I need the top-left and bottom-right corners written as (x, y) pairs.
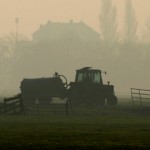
top-left (0, 100), bottom-right (150, 149)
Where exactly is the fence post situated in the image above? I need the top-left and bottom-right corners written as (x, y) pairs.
top-left (20, 97), bottom-right (25, 115)
top-left (4, 99), bottom-right (7, 115)
top-left (139, 90), bottom-right (143, 107)
top-left (34, 98), bottom-right (40, 115)
top-left (13, 103), bottom-right (16, 114)
top-left (0, 104), bottom-right (1, 114)
top-left (66, 99), bottom-right (68, 116)
top-left (131, 88), bottom-right (134, 107)
top-left (50, 98), bottom-right (56, 115)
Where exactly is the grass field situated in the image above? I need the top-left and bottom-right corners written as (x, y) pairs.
top-left (0, 98), bottom-right (150, 149)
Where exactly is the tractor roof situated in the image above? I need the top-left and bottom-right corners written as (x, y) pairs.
top-left (76, 67), bottom-right (101, 72)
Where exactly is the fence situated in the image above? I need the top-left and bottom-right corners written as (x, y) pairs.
top-left (49, 98), bottom-right (73, 116)
top-left (0, 96), bottom-right (73, 116)
top-left (1, 95), bottom-right (25, 115)
top-left (131, 88), bottom-right (150, 107)
top-left (25, 98), bottom-right (73, 116)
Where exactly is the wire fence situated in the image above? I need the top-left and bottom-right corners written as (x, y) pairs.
top-left (25, 98), bottom-right (73, 116)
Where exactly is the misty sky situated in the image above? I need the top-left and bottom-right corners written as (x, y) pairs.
top-left (0, 0), bottom-right (150, 38)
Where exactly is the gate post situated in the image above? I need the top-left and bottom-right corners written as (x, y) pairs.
top-left (66, 99), bottom-right (68, 116)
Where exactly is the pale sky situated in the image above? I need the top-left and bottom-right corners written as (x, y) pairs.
top-left (0, 0), bottom-right (150, 38)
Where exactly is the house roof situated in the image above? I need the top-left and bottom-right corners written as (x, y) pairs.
top-left (32, 20), bottom-right (100, 42)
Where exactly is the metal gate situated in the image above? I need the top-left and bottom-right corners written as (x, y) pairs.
top-left (131, 88), bottom-right (150, 107)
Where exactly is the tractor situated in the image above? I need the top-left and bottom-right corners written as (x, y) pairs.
top-left (20, 67), bottom-right (118, 106)
top-left (68, 67), bottom-right (118, 105)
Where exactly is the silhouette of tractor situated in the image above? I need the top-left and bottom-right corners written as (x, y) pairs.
top-left (20, 72), bottom-right (68, 105)
top-left (68, 67), bottom-right (118, 105)
top-left (20, 67), bottom-right (118, 106)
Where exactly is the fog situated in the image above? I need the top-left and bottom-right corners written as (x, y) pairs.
top-left (0, 0), bottom-right (150, 96)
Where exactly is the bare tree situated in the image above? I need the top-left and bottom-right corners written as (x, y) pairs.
top-left (5, 32), bottom-right (28, 54)
top-left (0, 33), bottom-right (29, 94)
top-left (99, 0), bottom-right (118, 50)
top-left (142, 18), bottom-right (150, 43)
top-left (124, 0), bottom-right (137, 46)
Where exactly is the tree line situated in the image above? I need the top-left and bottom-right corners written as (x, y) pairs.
top-left (99, 0), bottom-right (150, 49)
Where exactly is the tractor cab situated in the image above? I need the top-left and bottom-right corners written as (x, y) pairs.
top-left (75, 67), bottom-right (103, 84)
top-left (69, 67), bottom-right (118, 105)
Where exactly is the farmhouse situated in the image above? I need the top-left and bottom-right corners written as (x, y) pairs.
top-left (32, 20), bottom-right (100, 44)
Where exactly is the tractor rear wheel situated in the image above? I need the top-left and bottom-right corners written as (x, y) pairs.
top-left (106, 95), bottom-right (118, 105)
top-left (69, 90), bottom-right (82, 106)
top-left (99, 98), bottom-right (105, 105)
